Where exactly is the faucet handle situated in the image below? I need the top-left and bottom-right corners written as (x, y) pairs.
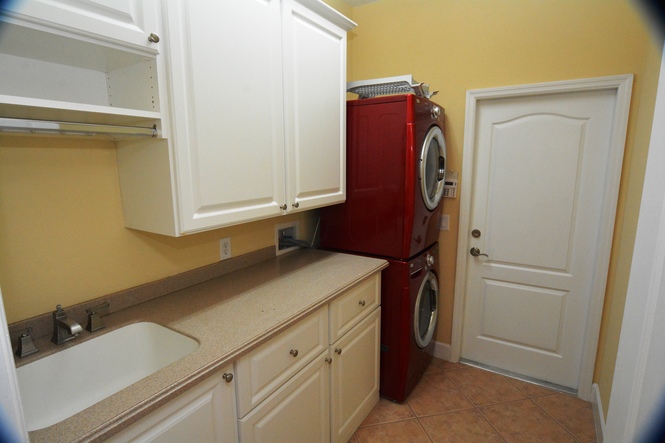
top-left (14, 327), bottom-right (38, 358)
top-left (86, 301), bottom-right (109, 332)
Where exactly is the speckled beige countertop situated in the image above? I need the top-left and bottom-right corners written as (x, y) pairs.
top-left (24, 249), bottom-right (387, 443)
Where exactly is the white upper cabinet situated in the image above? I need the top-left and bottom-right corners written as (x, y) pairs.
top-left (0, 0), bottom-right (163, 126)
top-left (117, 0), bottom-right (355, 236)
top-left (163, 0), bottom-right (287, 232)
top-left (2, 0), bottom-right (160, 51)
top-left (0, 0), bottom-right (354, 236)
top-left (282, 0), bottom-right (349, 212)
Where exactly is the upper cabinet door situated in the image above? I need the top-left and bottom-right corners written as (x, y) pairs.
top-left (164, 0), bottom-right (286, 234)
top-left (282, 0), bottom-right (349, 211)
top-left (3, 0), bottom-right (161, 52)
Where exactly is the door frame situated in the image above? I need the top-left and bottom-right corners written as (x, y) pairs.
top-left (450, 75), bottom-right (634, 400)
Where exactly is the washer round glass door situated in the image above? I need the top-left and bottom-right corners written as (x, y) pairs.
top-left (414, 270), bottom-right (439, 348)
top-left (419, 126), bottom-right (447, 210)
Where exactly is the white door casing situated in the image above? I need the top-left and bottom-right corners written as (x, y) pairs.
top-left (606, 45), bottom-right (665, 442)
top-left (451, 75), bottom-right (633, 400)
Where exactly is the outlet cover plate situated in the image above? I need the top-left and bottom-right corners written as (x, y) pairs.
top-left (220, 237), bottom-right (231, 260)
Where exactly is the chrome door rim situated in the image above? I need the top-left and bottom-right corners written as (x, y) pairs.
top-left (419, 125), bottom-right (447, 210)
top-left (414, 270), bottom-right (439, 348)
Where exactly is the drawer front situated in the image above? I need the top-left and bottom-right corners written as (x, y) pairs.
top-left (329, 273), bottom-right (380, 344)
top-left (235, 307), bottom-right (328, 418)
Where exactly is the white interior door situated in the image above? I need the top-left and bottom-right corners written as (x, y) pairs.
top-left (456, 77), bottom-right (632, 393)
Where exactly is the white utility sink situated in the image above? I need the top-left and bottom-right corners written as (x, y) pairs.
top-left (16, 322), bottom-right (199, 432)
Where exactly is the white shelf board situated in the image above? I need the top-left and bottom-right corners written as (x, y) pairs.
top-left (0, 95), bottom-right (161, 126)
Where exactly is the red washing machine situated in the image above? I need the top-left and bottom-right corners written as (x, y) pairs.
top-left (380, 243), bottom-right (439, 403)
top-left (320, 94), bottom-right (447, 260)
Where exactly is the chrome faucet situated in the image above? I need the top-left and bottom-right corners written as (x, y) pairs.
top-left (51, 304), bottom-right (83, 345)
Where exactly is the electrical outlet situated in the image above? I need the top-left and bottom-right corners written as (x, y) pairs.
top-left (220, 237), bottom-right (231, 260)
top-left (439, 214), bottom-right (450, 231)
top-left (275, 221), bottom-right (300, 256)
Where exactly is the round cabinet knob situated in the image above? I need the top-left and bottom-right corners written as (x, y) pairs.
top-left (280, 204), bottom-right (288, 210)
top-left (292, 202), bottom-right (300, 208)
top-left (290, 349), bottom-right (299, 357)
top-left (222, 373), bottom-right (233, 383)
top-left (358, 300), bottom-right (366, 307)
top-left (426, 254), bottom-right (435, 266)
top-left (148, 33), bottom-right (160, 43)
top-left (325, 357), bottom-right (332, 365)
top-left (335, 348), bottom-right (342, 355)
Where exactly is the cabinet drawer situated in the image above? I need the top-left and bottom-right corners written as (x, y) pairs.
top-left (329, 274), bottom-right (380, 344)
top-left (235, 307), bottom-right (328, 418)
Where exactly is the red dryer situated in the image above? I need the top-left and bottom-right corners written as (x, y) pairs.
top-left (320, 94), bottom-right (447, 260)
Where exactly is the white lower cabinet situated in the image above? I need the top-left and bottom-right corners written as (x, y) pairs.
top-left (235, 273), bottom-right (381, 443)
top-left (330, 308), bottom-right (381, 443)
top-left (109, 273), bottom-right (380, 443)
top-left (238, 353), bottom-right (331, 442)
top-left (107, 365), bottom-right (238, 443)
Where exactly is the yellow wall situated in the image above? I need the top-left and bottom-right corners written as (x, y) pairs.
top-left (335, 0), bottom-right (661, 415)
top-left (0, 135), bottom-right (318, 323)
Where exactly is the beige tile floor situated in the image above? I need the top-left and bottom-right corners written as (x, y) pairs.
top-left (350, 359), bottom-right (597, 443)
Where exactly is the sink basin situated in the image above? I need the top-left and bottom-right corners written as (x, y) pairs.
top-left (16, 322), bottom-right (198, 432)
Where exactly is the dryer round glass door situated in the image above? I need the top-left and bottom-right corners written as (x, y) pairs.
top-left (414, 270), bottom-right (439, 348)
top-left (419, 126), bottom-right (447, 210)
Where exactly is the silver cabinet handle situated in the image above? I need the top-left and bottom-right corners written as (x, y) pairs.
top-left (292, 202), bottom-right (299, 208)
top-left (148, 33), bottom-right (160, 43)
top-left (222, 373), bottom-right (233, 383)
top-left (470, 247), bottom-right (489, 258)
top-left (358, 300), bottom-right (366, 307)
top-left (280, 204), bottom-right (287, 210)
top-left (290, 349), bottom-right (299, 357)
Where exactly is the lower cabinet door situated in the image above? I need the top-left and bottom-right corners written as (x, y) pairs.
top-left (238, 352), bottom-right (330, 443)
top-left (330, 308), bottom-right (381, 443)
top-left (107, 366), bottom-right (237, 443)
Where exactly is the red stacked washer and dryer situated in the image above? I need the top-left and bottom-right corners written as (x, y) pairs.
top-left (320, 92), bottom-right (447, 403)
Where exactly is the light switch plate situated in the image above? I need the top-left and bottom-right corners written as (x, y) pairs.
top-left (439, 214), bottom-right (450, 231)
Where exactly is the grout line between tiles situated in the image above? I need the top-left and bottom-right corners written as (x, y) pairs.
top-left (530, 397), bottom-right (586, 443)
top-left (357, 360), bottom-right (596, 443)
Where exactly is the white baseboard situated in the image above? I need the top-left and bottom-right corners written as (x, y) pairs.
top-left (433, 340), bottom-right (451, 361)
top-left (591, 383), bottom-right (606, 443)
